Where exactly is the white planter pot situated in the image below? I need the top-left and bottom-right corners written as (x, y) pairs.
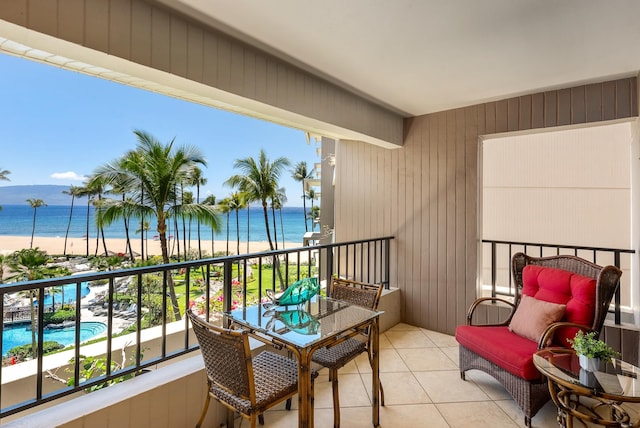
top-left (579, 354), bottom-right (600, 372)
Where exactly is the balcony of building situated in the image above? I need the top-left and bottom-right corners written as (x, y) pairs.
top-left (0, 238), bottom-right (635, 428)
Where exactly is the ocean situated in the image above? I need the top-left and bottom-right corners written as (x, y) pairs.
top-left (0, 204), bottom-right (313, 245)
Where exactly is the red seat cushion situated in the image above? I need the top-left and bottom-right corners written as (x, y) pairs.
top-left (455, 325), bottom-right (541, 380)
top-left (522, 265), bottom-right (596, 346)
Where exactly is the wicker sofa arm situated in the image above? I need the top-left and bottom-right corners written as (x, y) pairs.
top-left (537, 321), bottom-right (594, 350)
top-left (466, 297), bottom-right (516, 326)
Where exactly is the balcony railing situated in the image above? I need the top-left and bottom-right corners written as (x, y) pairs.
top-left (482, 239), bottom-right (635, 324)
top-left (0, 236), bottom-right (393, 419)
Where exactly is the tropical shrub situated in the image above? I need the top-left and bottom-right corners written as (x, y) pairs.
top-left (7, 341), bottom-right (64, 361)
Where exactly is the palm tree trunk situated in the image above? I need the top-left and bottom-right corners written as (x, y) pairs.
top-left (158, 219), bottom-right (181, 321)
top-left (302, 184), bottom-right (308, 232)
top-left (63, 196), bottom-right (75, 255)
top-left (124, 216), bottom-right (134, 261)
top-left (30, 207), bottom-right (37, 249)
top-left (85, 199), bottom-right (90, 256)
top-left (261, 202), bottom-right (284, 287)
top-left (271, 205), bottom-right (278, 250)
top-left (246, 205), bottom-right (250, 254)
top-left (140, 188), bottom-right (145, 260)
top-left (100, 227), bottom-right (108, 257)
top-left (261, 203), bottom-right (275, 251)
top-left (29, 292), bottom-right (37, 358)
top-left (235, 209), bottom-right (240, 255)
top-left (197, 185), bottom-right (202, 259)
top-left (225, 212), bottom-right (230, 256)
top-left (279, 208), bottom-right (285, 249)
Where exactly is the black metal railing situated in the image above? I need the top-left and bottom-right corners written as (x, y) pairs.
top-left (482, 239), bottom-right (635, 324)
top-left (0, 236), bottom-right (393, 419)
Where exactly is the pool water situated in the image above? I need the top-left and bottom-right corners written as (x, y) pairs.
top-left (2, 321), bottom-right (107, 356)
top-left (36, 282), bottom-right (90, 305)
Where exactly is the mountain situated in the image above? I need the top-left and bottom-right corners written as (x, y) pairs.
top-left (0, 185), bottom-right (74, 205)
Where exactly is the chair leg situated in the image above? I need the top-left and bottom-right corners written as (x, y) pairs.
top-left (330, 368), bottom-right (340, 428)
top-left (367, 350), bottom-right (385, 406)
top-left (258, 414), bottom-right (265, 425)
top-left (286, 397), bottom-right (292, 410)
top-left (226, 408), bottom-right (235, 428)
top-left (195, 393), bottom-right (211, 428)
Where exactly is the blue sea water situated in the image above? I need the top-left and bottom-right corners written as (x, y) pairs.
top-left (0, 205), bottom-right (313, 245)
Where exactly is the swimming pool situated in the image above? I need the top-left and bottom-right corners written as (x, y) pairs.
top-left (2, 321), bottom-right (107, 356)
top-left (35, 282), bottom-right (91, 306)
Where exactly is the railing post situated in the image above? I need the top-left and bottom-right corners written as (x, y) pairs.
top-left (327, 247), bottom-right (334, 295)
top-left (491, 242), bottom-right (497, 298)
top-left (615, 251), bottom-right (621, 325)
top-left (223, 260), bottom-right (233, 313)
top-left (384, 238), bottom-right (390, 289)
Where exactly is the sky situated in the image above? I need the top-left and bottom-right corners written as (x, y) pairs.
top-left (0, 52), bottom-right (319, 207)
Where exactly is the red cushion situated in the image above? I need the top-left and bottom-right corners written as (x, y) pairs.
top-left (522, 265), bottom-right (596, 346)
top-left (455, 325), bottom-right (541, 380)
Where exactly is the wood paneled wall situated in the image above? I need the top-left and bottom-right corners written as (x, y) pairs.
top-left (335, 77), bottom-right (638, 336)
top-left (0, 0), bottom-right (403, 147)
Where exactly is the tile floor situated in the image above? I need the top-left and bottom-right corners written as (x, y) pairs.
top-left (258, 323), bottom-right (562, 428)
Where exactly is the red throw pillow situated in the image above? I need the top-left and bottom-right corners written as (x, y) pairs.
top-left (509, 295), bottom-right (566, 343)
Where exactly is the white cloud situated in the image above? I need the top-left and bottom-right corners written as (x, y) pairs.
top-left (50, 171), bottom-right (87, 182)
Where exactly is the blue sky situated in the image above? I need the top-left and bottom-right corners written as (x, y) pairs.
top-left (0, 52), bottom-right (319, 207)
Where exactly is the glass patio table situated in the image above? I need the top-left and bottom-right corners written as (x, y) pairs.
top-left (534, 347), bottom-right (640, 427)
top-left (226, 295), bottom-right (382, 428)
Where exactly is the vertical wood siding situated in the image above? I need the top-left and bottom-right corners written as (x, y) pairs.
top-left (0, 0), bottom-right (403, 147)
top-left (335, 77), bottom-right (638, 336)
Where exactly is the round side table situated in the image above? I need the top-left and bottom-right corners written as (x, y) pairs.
top-left (534, 348), bottom-right (640, 427)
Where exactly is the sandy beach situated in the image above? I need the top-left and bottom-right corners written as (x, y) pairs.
top-left (0, 235), bottom-right (304, 258)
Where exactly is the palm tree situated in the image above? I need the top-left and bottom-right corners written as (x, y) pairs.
top-left (189, 167), bottom-right (207, 259)
top-left (218, 197), bottom-right (231, 256)
top-left (0, 167), bottom-right (10, 212)
top-left (305, 188), bottom-right (318, 231)
top-left (242, 192), bottom-right (251, 254)
top-left (26, 198), bottom-right (46, 249)
top-left (181, 190), bottom-right (194, 259)
top-left (74, 183), bottom-right (93, 256)
top-left (203, 194), bottom-right (216, 255)
top-left (292, 161), bottom-right (313, 232)
top-left (308, 205), bottom-right (321, 231)
top-left (85, 176), bottom-right (109, 257)
top-left (225, 149), bottom-right (290, 251)
top-left (135, 220), bottom-right (150, 260)
top-left (227, 192), bottom-right (245, 256)
top-left (62, 185), bottom-right (81, 256)
top-left (6, 248), bottom-right (65, 358)
top-left (92, 130), bottom-right (221, 321)
top-left (0, 167), bottom-right (10, 181)
top-left (273, 187), bottom-right (287, 249)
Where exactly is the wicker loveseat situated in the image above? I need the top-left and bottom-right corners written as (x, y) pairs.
top-left (455, 252), bottom-right (622, 426)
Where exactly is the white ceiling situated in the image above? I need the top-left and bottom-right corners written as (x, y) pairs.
top-left (162, 0), bottom-right (640, 117)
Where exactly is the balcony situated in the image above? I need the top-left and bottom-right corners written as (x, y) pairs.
top-left (0, 237), bottom-right (635, 427)
top-left (5, 323), bottom-right (567, 427)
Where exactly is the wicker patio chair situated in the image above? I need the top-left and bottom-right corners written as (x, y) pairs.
top-left (311, 277), bottom-right (385, 428)
top-left (456, 252), bottom-right (622, 427)
top-left (187, 309), bottom-right (299, 428)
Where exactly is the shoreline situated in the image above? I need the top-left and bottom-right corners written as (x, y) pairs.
top-left (0, 235), bottom-right (304, 257)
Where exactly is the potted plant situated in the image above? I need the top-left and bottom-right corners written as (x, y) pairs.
top-left (568, 331), bottom-right (619, 371)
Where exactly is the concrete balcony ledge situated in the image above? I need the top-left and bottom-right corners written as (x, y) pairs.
top-left (3, 355), bottom-right (214, 428)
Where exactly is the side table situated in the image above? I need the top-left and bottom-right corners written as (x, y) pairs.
top-left (534, 348), bottom-right (640, 427)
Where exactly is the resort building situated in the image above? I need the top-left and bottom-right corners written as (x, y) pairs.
top-left (0, 1), bottom-right (640, 427)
